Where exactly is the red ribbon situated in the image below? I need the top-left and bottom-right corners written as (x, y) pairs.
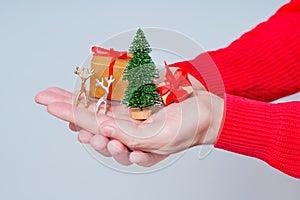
top-left (91, 46), bottom-right (131, 100)
top-left (157, 61), bottom-right (192, 105)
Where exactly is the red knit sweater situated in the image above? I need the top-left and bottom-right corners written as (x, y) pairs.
top-left (172, 0), bottom-right (300, 178)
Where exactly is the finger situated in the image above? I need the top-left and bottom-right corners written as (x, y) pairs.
top-left (89, 134), bottom-right (111, 157)
top-left (47, 102), bottom-right (111, 134)
top-left (129, 151), bottom-right (168, 167)
top-left (69, 122), bottom-right (80, 132)
top-left (107, 140), bottom-right (132, 166)
top-left (98, 105), bottom-right (180, 152)
top-left (36, 88), bottom-right (96, 112)
top-left (99, 125), bottom-right (140, 150)
top-left (37, 87), bottom-right (135, 121)
top-left (35, 90), bottom-right (73, 106)
top-left (45, 87), bottom-right (73, 98)
top-left (78, 129), bottom-right (94, 144)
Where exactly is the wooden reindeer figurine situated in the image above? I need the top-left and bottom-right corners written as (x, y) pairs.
top-left (74, 67), bottom-right (94, 108)
top-left (95, 75), bottom-right (115, 114)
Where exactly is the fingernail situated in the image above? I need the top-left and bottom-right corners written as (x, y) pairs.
top-left (130, 153), bottom-right (143, 164)
top-left (102, 126), bottom-right (115, 137)
top-left (109, 144), bottom-right (121, 155)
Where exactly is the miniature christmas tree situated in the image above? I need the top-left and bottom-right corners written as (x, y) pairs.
top-left (122, 28), bottom-right (161, 119)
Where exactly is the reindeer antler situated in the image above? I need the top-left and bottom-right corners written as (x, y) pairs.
top-left (86, 68), bottom-right (95, 77)
top-left (96, 75), bottom-right (115, 91)
top-left (95, 75), bottom-right (115, 114)
top-left (96, 78), bottom-right (105, 87)
top-left (105, 75), bottom-right (115, 85)
top-left (74, 67), bottom-right (86, 78)
top-left (74, 67), bottom-right (80, 75)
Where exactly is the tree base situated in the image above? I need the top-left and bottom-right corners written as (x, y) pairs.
top-left (130, 107), bottom-right (151, 120)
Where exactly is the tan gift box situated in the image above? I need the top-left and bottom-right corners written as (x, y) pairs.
top-left (89, 46), bottom-right (132, 101)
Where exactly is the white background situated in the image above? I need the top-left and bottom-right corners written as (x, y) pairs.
top-left (1, 0), bottom-right (299, 199)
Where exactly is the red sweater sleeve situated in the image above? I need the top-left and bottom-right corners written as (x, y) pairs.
top-left (170, 0), bottom-right (300, 178)
top-left (171, 0), bottom-right (300, 102)
top-left (216, 94), bottom-right (300, 178)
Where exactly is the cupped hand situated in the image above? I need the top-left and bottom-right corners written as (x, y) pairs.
top-left (35, 75), bottom-right (224, 167)
top-left (35, 87), bottom-right (168, 166)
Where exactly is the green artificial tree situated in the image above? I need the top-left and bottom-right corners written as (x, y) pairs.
top-left (122, 28), bottom-right (161, 117)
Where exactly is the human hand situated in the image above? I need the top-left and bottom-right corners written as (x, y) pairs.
top-left (35, 87), bottom-right (169, 166)
top-left (35, 77), bottom-right (224, 166)
top-left (89, 89), bottom-right (224, 155)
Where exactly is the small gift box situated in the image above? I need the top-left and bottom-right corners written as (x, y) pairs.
top-left (157, 62), bottom-right (193, 106)
top-left (89, 46), bottom-right (132, 101)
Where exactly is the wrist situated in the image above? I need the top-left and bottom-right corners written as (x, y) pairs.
top-left (202, 94), bottom-right (224, 145)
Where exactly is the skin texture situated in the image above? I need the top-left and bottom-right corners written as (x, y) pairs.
top-left (35, 77), bottom-right (224, 167)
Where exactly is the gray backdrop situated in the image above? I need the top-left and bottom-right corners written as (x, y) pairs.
top-left (1, 0), bottom-right (299, 199)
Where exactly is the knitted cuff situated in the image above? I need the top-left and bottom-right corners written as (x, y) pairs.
top-left (215, 94), bottom-right (300, 178)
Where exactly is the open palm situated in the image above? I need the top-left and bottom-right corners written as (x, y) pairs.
top-left (35, 75), bottom-right (223, 167)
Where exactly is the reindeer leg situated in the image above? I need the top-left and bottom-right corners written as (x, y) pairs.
top-left (74, 92), bottom-right (81, 107)
top-left (83, 92), bottom-right (89, 108)
top-left (102, 101), bottom-right (107, 114)
top-left (95, 98), bottom-right (103, 113)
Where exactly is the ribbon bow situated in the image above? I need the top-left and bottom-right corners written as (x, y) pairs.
top-left (91, 46), bottom-right (131, 60)
top-left (158, 61), bottom-right (192, 105)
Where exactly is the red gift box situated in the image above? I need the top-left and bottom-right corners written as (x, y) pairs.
top-left (157, 62), bottom-right (193, 106)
